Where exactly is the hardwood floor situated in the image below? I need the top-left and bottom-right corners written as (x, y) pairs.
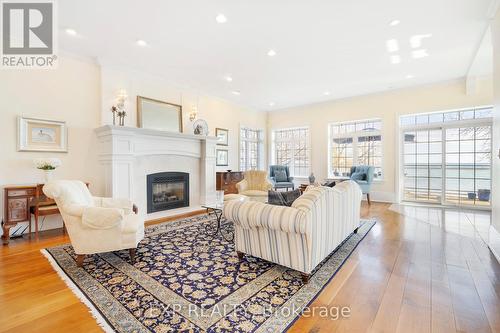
top-left (1, 203), bottom-right (499, 333)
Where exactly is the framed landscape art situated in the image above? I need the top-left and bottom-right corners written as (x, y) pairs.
top-left (18, 117), bottom-right (68, 152)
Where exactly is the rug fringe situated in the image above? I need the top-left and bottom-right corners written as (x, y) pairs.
top-left (40, 249), bottom-right (115, 333)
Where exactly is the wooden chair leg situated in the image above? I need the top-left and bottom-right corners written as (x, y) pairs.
top-left (76, 254), bottom-right (85, 267)
top-left (367, 193), bottom-right (371, 205)
top-left (301, 273), bottom-right (310, 284)
top-left (236, 251), bottom-right (244, 260)
top-left (34, 213), bottom-right (39, 239)
top-left (28, 215), bottom-right (32, 237)
top-left (129, 248), bottom-right (136, 264)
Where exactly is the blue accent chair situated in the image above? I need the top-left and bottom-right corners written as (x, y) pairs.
top-left (269, 165), bottom-right (294, 190)
top-left (350, 166), bottom-right (375, 204)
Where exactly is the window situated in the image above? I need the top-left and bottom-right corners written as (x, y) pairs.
top-left (329, 119), bottom-right (383, 179)
top-left (272, 127), bottom-right (310, 177)
top-left (401, 106), bottom-right (493, 207)
top-left (239, 127), bottom-right (263, 171)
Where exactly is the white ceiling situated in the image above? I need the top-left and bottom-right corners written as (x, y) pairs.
top-left (58, 0), bottom-right (495, 111)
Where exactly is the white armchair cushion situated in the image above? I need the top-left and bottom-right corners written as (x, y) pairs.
top-left (82, 206), bottom-right (124, 229)
top-left (95, 197), bottom-right (133, 215)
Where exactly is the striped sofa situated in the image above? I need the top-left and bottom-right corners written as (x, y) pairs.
top-left (223, 181), bottom-right (362, 282)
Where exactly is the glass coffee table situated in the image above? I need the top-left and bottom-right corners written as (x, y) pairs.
top-left (202, 204), bottom-right (234, 241)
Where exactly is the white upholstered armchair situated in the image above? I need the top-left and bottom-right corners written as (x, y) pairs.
top-left (224, 181), bottom-right (362, 282)
top-left (43, 180), bottom-right (144, 267)
top-left (236, 170), bottom-right (273, 202)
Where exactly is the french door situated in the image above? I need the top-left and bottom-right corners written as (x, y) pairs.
top-left (402, 124), bottom-right (492, 207)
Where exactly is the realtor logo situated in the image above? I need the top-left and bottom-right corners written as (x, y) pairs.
top-left (1, 0), bottom-right (57, 68)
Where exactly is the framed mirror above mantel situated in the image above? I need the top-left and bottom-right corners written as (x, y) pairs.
top-left (137, 96), bottom-right (183, 133)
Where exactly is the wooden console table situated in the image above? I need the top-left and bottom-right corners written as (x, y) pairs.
top-left (2, 183), bottom-right (88, 245)
top-left (216, 171), bottom-right (244, 194)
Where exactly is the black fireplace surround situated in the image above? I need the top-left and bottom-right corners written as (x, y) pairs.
top-left (147, 172), bottom-right (189, 213)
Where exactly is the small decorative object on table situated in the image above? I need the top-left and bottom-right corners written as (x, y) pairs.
top-left (34, 158), bottom-right (62, 182)
top-left (193, 119), bottom-right (209, 135)
top-left (309, 172), bottom-right (316, 184)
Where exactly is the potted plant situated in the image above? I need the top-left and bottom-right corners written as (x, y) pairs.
top-left (34, 158), bottom-right (62, 182)
top-left (477, 189), bottom-right (491, 202)
top-left (467, 192), bottom-right (477, 200)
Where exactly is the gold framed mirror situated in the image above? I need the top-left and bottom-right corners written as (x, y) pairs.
top-left (137, 96), bottom-right (183, 133)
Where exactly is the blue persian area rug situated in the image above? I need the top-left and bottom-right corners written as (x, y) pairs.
top-left (42, 214), bottom-right (375, 333)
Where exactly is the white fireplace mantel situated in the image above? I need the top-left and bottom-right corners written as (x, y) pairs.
top-left (95, 125), bottom-right (217, 218)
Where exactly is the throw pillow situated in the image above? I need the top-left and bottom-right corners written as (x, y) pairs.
top-left (268, 189), bottom-right (301, 207)
top-left (274, 169), bottom-right (288, 182)
top-left (268, 190), bottom-right (287, 206)
top-left (351, 172), bottom-right (366, 181)
top-left (281, 189), bottom-right (301, 206)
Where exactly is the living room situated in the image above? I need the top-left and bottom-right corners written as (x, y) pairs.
top-left (1, 1), bottom-right (500, 332)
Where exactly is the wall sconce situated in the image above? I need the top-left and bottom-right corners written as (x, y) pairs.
top-left (189, 104), bottom-right (198, 122)
top-left (111, 89), bottom-right (128, 126)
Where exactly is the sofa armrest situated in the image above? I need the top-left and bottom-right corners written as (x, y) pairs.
top-left (236, 179), bottom-right (248, 193)
top-left (82, 206), bottom-right (124, 230)
top-left (94, 197), bottom-right (134, 215)
top-left (224, 200), bottom-right (310, 234)
top-left (270, 176), bottom-right (276, 185)
top-left (288, 176), bottom-right (294, 182)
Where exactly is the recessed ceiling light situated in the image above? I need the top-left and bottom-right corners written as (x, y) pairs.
top-left (386, 39), bottom-right (399, 53)
top-left (390, 55), bottom-right (401, 64)
top-left (65, 28), bottom-right (77, 36)
top-left (406, 74), bottom-right (414, 79)
top-left (215, 14), bottom-right (227, 23)
top-left (389, 20), bottom-right (400, 26)
top-left (225, 76), bottom-right (233, 82)
top-left (412, 49), bottom-right (429, 59)
top-left (269, 102), bottom-right (275, 106)
top-left (323, 91), bottom-right (331, 96)
top-left (267, 49), bottom-right (277, 57)
top-left (136, 39), bottom-right (148, 47)
top-left (232, 90), bottom-right (241, 95)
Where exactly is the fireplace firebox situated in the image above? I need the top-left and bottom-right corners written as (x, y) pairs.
top-left (147, 172), bottom-right (189, 213)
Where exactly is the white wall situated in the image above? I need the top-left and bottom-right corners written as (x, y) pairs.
top-left (492, 8), bottom-right (500, 232)
top-left (267, 78), bottom-right (493, 202)
top-left (0, 55), bottom-right (103, 235)
top-left (99, 64), bottom-right (267, 172)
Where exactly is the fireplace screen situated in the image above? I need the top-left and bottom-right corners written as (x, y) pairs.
top-left (147, 172), bottom-right (189, 213)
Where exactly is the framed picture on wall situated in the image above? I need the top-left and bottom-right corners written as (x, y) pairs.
top-left (216, 149), bottom-right (229, 166)
top-left (215, 128), bottom-right (229, 146)
top-left (17, 117), bottom-right (68, 152)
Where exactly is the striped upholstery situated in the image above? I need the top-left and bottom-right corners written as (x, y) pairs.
top-left (224, 181), bottom-right (362, 274)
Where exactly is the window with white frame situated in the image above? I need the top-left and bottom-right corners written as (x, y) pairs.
top-left (400, 106), bottom-right (493, 207)
top-left (272, 127), bottom-right (310, 177)
top-left (239, 127), bottom-right (263, 171)
top-left (328, 119), bottom-right (383, 179)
